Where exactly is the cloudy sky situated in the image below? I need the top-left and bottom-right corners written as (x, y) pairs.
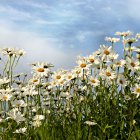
top-left (0, 0), bottom-right (139, 72)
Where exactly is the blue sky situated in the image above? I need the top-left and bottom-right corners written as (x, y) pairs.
top-left (0, 0), bottom-right (139, 71)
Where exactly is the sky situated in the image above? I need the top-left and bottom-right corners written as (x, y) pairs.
top-left (0, 0), bottom-right (140, 72)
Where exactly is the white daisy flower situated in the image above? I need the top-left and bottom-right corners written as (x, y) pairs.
top-left (11, 99), bottom-right (27, 108)
top-left (117, 74), bottom-right (128, 87)
top-left (126, 57), bottom-right (140, 71)
top-left (7, 108), bottom-right (25, 123)
top-left (33, 115), bottom-right (45, 121)
top-left (13, 127), bottom-right (27, 134)
top-left (32, 62), bottom-right (52, 78)
top-left (115, 31), bottom-right (132, 37)
top-left (99, 67), bottom-right (116, 81)
top-left (105, 37), bottom-right (120, 43)
top-left (32, 120), bottom-right (42, 127)
top-left (0, 77), bottom-right (10, 85)
top-left (114, 59), bottom-right (126, 68)
top-left (0, 93), bottom-right (12, 101)
top-left (77, 56), bottom-right (90, 70)
top-left (98, 45), bottom-right (113, 61)
top-left (132, 84), bottom-right (140, 98)
top-left (89, 77), bottom-right (100, 87)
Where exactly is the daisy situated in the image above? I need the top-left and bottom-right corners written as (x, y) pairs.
top-left (60, 92), bottom-right (70, 98)
top-left (98, 45), bottom-right (113, 61)
top-left (86, 54), bottom-right (100, 67)
top-left (114, 59), bottom-right (126, 68)
top-left (126, 57), bottom-right (140, 71)
top-left (32, 62), bottom-right (52, 78)
top-left (136, 33), bottom-right (140, 39)
top-left (72, 67), bottom-right (82, 77)
top-left (88, 77), bottom-right (100, 87)
top-left (65, 71), bottom-right (76, 82)
top-left (32, 120), bottom-right (42, 127)
top-left (1, 48), bottom-right (16, 56)
top-left (117, 74), bottom-right (128, 87)
top-left (132, 84), bottom-right (140, 98)
top-left (109, 52), bottom-right (119, 61)
top-left (33, 115), bottom-right (45, 121)
top-left (0, 93), bottom-right (12, 101)
top-left (99, 67), bottom-right (116, 81)
top-left (123, 38), bottom-right (137, 45)
top-left (11, 99), bottom-right (27, 108)
top-left (7, 108), bottom-right (25, 123)
top-left (52, 69), bottom-right (66, 83)
top-left (23, 87), bottom-right (38, 96)
top-left (76, 56), bottom-right (90, 70)
top-left (0, 77), bottom-right (10, 85)
top-left (115, 31), bottom-right (132, 37)
top-left (105, 37), bottom-right (120, 43)
top-left (15, 49), bottom-right (26, 56)
top-left (13, 127), bottom-right (27, 134)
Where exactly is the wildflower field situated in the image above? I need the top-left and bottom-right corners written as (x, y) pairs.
top-left (0, 31), bottom-right (140, 140)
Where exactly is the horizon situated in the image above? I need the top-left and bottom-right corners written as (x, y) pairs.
top-left (0, 0), bottom-right (140, 73)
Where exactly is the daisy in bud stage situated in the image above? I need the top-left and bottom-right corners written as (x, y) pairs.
top-left (84, 121), bottom-right (97, 126)
top-left (16, 49), bottom-right (26, 56)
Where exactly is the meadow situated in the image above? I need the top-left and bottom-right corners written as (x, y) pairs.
top-left (0, 31), bottom-right (140, 140)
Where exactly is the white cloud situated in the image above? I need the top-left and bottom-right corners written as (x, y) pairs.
top-left (0, 21), bottom-right (77, 73)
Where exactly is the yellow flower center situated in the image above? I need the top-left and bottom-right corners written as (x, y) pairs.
top-left (76, 71), bottom-right (80, 74)
top-left (33, 79), bottom-right (38, 83)
top-left (56, 75), bottom-right (61, 80)
top-left (91, 79), bottom-right (96, 84)
top-left (60, 81), bottom-right (64, 84)
top-left (136, 88), bottom-right (140, 93)
top-left (68, 75), bottom-right (72, 79)
top-left (16, 104), bottom-right (20, 107)
top-left (89, 58), bottom-right (94, 63)
top-left (106, 72), bottom-right (111, 77)
top-left (116, 62), bottom-right (121, 66)
top-left (3, 95), bottom-right (8, 100)
top-left (80, 63), bottom-right (86, 68)
top-left (130, 62), bottom-right (135, 67)
top-left (104, 50), bottom-right (110, 55)
top-left (37, 68), bottom-right (45, 72)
